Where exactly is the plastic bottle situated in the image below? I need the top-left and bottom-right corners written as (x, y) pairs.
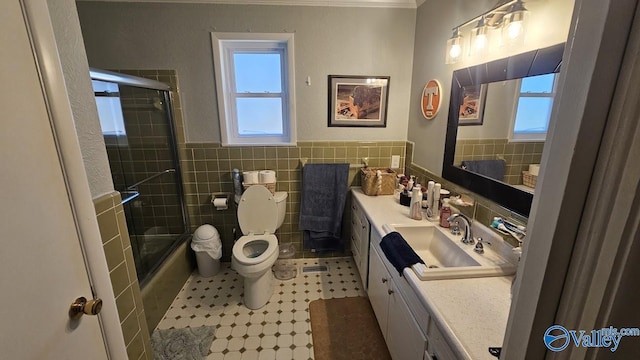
top-left (232, 169), bottom-right (242, 203)
top-left (410, 185), bottom-right (423, 220)
top-left (407, 178), bottom-right (414, 191)
top-left (439, 198), bottom-right (452, 228)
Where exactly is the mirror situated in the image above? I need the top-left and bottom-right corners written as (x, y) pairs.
top-left (443, 43), bottom-right (564, 216)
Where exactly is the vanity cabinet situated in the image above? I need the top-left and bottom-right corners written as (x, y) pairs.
top-left (368, 230), bottom-right (427, 360)
top-left (350, 198), bottom-right (370, 288)
top-left (368, 228), bottom-right (456, 360)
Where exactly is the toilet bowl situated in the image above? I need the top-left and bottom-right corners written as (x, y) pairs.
top-left (231, 185), bottom-right (287, 309)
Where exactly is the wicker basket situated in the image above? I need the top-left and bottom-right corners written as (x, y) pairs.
top-left (522, 171), bottom-right (537, 188)
top-left (243, 182), bottom-right (276, 194)
top-left (361, 167), bottom-right (397, 196)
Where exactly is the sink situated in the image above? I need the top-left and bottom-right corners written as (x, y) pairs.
top-left (383, 223), bottom-right (516, 280)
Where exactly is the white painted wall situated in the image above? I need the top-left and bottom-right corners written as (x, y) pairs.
top-left (408, 0), bottom-right (575, 175)
top-left (47, 0), bottom-right (114, 198)
top-left (76, 2), bottom-right (416, 143)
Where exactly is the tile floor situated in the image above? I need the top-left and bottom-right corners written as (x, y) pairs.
top-left (156, 257), bottom-right (367, 359)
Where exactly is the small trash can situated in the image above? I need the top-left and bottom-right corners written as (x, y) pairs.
top-left (191, 225), bottom-right (222, 277)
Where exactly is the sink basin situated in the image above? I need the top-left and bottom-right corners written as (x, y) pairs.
top-left (383, 223), bottom-right (516, 280)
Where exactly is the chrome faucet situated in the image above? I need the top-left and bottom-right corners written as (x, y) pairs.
top-left (447, 213), bottom-right (475, 245)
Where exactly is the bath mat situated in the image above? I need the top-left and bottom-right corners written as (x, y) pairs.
top-left (309, 297), bottom-right (391, 360)
top-left (151, 326), bottom-right (215, 360)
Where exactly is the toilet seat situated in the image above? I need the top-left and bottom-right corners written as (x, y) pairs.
top-left (232, 234), bottom-right (278, 266)
top-left (237, 185), bottom-right (278, 235)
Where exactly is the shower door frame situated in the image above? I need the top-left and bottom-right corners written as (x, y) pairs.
top-left (90, 68), bottom-right (190, 286)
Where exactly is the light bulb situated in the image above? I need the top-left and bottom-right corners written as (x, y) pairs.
top-left (449, 44), bottom-right (461, 59)
top-left (475, 33), bottom-right (487, 50)
top-left (507, 21), bottom-right (523, 40)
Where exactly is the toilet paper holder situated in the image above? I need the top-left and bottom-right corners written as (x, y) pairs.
top-left (211, 192), bottom-right (232, 210)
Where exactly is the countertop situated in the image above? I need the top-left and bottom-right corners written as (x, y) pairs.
top-left (352, 188), bottom-right (513, 360)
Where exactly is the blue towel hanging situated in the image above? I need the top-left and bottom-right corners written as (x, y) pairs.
top-left (299, 163), bottom-right (350, 251)
top-left (380, 231), bottom-right (425, 275)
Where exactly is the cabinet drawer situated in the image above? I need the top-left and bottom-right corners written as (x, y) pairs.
top-left (351, 236), bottom-right (361, 266)
top-left (427, 320), bottom-right (457, 360)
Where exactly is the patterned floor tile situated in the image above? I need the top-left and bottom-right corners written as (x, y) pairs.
top-left (156, 257), bottom-right (366, 359)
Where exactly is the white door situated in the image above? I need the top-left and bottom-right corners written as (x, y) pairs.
top-left (0, 1), bottom-right (109, 359)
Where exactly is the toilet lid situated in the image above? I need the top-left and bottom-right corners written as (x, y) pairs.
top-left (237, 185), bottom-right (278, 235)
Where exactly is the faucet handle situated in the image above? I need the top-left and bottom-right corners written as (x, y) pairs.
top-left (450, 223), bottom-right (461, 235)
top-left (474, 237), bottom-right (491, 253)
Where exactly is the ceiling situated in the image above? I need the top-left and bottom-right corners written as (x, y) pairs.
top-left (76, 0), bottom-right (425, 9)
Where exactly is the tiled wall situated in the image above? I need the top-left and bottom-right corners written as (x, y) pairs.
top-left (454, 139), bottom-right (544, 185)
top-left (181, 141), bottom-right (407, 261)
top-left (406, 142), bottom-right (527, 248)
top-left (94, 192), bottom-right (152, 360)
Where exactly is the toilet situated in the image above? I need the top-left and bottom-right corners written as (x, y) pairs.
top-left (232, 185), bottom-right (288, 309)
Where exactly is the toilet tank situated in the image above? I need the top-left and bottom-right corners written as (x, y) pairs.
top-left (273, 192), bottom-right (288, 229)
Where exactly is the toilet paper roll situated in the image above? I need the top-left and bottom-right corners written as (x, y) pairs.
top-left (259, 170), bottom-right (276, 183)
top-left (243, 171), bottom-right (259, 184)
top-left (212, 197), bottom-right (228, 210)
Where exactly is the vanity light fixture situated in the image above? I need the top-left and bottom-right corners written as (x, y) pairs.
top-left (445, 28), bottom-right (464, 64)
top-left (446, 0), bottom-right (529, 64)
top-left (470, 16), bottom-right (488, 56)
top-left (502, 0), bottom-right (528, 44)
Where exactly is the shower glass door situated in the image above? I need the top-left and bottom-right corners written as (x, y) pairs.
top-left (92, 75), bottom-right (188, 285)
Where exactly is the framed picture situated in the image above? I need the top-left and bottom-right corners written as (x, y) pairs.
top-left (458, 84), bottom-right (487, 126)
top-left (328, 75), bottom-right (390, 127)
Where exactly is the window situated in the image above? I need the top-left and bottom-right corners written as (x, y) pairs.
top-left (211, 33), bottom-right (296, 145)
top-left (510, 73), bottom-right (557, 141)
top-left (92, 80), bottom-right (126, 137)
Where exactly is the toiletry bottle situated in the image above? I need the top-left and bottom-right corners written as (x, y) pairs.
top-left (430, 183), bottom-right (441, 222)
top-left (410, 185), bottom-right (423, 220)
top-left (439, 199), bottom-right (452, 228)
top-left (407, 177), bottom-right (414, 191)
top-left (232, 169), bottom-right (242, 203)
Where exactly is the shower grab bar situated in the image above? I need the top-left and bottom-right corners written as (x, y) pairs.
top-left (127, 169), bottom-right (176, 190)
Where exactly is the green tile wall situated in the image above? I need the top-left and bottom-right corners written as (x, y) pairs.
top-left (94, 192), bottom-right (152, 360)
top-left (182, 141), bottom-right (407, 260)
top-left (453, 139), bottom-right (544, 185)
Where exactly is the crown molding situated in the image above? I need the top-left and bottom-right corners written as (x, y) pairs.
top-left (77, 0), bottom-right (419, 9)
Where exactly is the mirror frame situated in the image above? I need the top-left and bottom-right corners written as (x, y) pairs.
top-left (442, 43), bottom-right (564, 217)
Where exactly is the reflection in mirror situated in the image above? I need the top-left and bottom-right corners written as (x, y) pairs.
top-left (442, 43), bottom-right (564, 216)
top-left (454, 73), bottom-right (558, 194)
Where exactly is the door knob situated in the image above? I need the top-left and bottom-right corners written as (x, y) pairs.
top-left (69, 296), bottom-right (103, 319)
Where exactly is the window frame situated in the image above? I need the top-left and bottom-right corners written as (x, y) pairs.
top-left (509, 73), bottom-right (558, 142)
top-left (211, 32), bottom-right (296, 146)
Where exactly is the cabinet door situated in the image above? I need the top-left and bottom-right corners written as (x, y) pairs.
top-left (368, 246), bottom-right (390, 340)
top-left (387, 281), bottom-right (427, 360)
top-left (427, 320), bottom-right (457, 360)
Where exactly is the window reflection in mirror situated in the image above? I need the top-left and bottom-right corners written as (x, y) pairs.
top-left (453, 73), bottom-right (557, 194)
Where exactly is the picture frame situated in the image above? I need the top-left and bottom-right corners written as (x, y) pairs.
top-left (328, 75), bottom-right (390, 127)
top-left (458, 84), bottom-right (487, 126)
